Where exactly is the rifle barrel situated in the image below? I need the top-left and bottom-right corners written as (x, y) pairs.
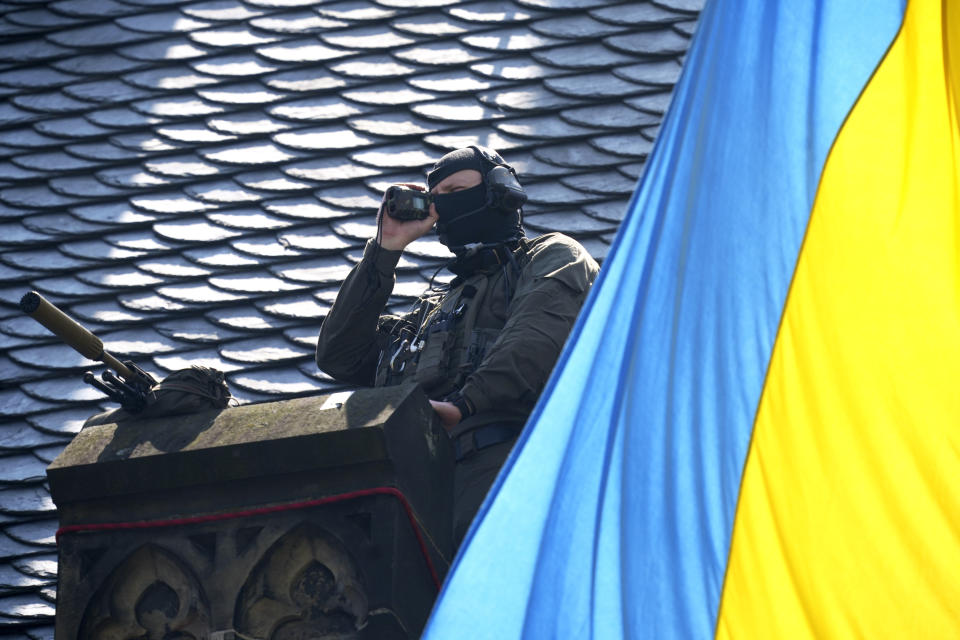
top-left (19, 291), bottom-right (133, 380)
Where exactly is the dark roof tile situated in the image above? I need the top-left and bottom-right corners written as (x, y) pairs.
top-left (203, 140), bottom-right (303, 166)
top-left (64, 142), bottom-right (146, 161)
top-left (589, 3), bottom-right (685, 26)
top-left (274, 228), bottom-right (352, 253)
top-left (75, 266), bottom-right (166, 289)
top-left (577, 235), bottom-right (609, 260)
top-left (530, 13), bottom-right (628, 38)
top-left (196, 81), bottom-right (288, 105)
top-left (109, 131), bottom-right (184, 152)
top-left (328, 55), bottom-right (422, 79)
top-left (68, 299), bottom-right (159, 324)
top-left (57, 238), bottom-right (147, 262)
top-left (130, 95), bottom-right (224, 118)
top-left (390, 12), bottom-right (474, 36)
top-left (460, 27), bottom-right (561, 52)
top-left (50, 0), bottom-right (139, 17)
top-left (480, 84), bottom-right (583, 111)
top-left (0, 455), bottom-right (49, 485)
top-left (468, 55), bottom-right (560, 80)
top-left (122, 66), bottom-right (220, 91)
top-left (531, 41), bottom-right (637, 69)
top-left (603, 26), bottom-right (689, 57)
top-left (269, 256), bottom-right (354, 285)
top-left (153, 347), bottom-right (246, 373)
top-left (394, 41), bottom-right (492, 66)
top-left (131, 191), bottom-right (213, 214)
top-left (51, 51), bottom-right (147, 75)
top-left (62, 79), bottom-right (155, 105)
top-left (274, 125), bottom-right (376, 152)
top-left (136, 254), bottom-right (213, 278)
top-left (264, 197), bottom-right (354, 221)
top-left (0, 355), bottom-right (40, 385)
top-left (0, 103), bottom-right (43, 128)
top-left (315, 185), bottom-right (378, 211)
top-left (320, 24), bottom-right (417, 49)
top-left (20, 407), bottom-right (85, 438)
top-left (282, 155), bottom-right (381, 182)
top-left (119, 36), bottom-right (212, 62)
top-left (20, 377), bottom-right (105, 404)
top-left (106, 229), bottom-right (183, 253)
top-left (614, 59), bottom-right (682, 86)
top-left (85, 107), bottom-right (165, 129)
top-left (190, 24), bottom-right (282, 48)
top-left (4, 520), bottom-right (56, 549)
top-left (0, 486), bottom-right (53, 517)
top-left (559, 102), bottom-right (659, 129)
top-left (351, 142), bottom-right (435, 169)
top-left (183, 246), bottom-right (260, 268)
top-left (0, 163), bottom-right (44, 182)
top-left (245, 0), bottom-right (323, 7)
top-left (0, 39), bottom-right (75, 63)
top-left (48, 176), bottom-right (139, 199)
top-left (154, 317), bottom-right (245, 344)
top-left (255, 38), bottom-right (355, 64)
top-left (153, 219), bottom-right (240, 243)
top-left (0, 185), bottom-right (84, 210)
top-left (0, 67), bottom-right (79, 90)
top-left (12, 151), bottom-right (102, 173)
top-left (525, 180), bottom-right (606, 206)
top-left (561, 170), bottom-right (635, 195)
top-left (261, 68), bottom-right (348, 93)
top-left (233, 168), bottom-right (315, 191)
top-left (11, 556), bottom-right (57, 580)
top-left (533, 141), bottom-right (622, 168)
top-left (544, 70), bottom-right (649, 99)
top-left (182, 0), bottom-right (268, 21)
top-left (0, 389), bottom-right (62, 418)
top-left (0, 531), bottom-right (46, 561)
top-left (21, 212), bottom-right (111, 237)
top-left (0, 129), bottom-right (60, 150)
top-left (447, 2), bottom-right (544, 23)
top-left (588, 131), bottom-right (653, 158)
top-left (97, 165), bottom-right (174, 189)
top-left (33, 116), bottom-right (114, 139)
top-left (117, 290), bottom-right (189, 313)
top-left (346, 111), bottom-right (438, 137)
top-left (494, 114), bottom-right (596, 140)
top-left (47, 22), bottom-right (150, 48)
top-left (207, 110), bottom-right (294, 135)
top-left (116, 10), bottom-right (213, 34)
top-left (219, 335), bottom-right (312, 365)
top-left (394, 236), bottom-right (448, 260)
top-left (617, 161), bottom-right (645, 180)
top-left (5, 8), bottom-right (84, 29)
top-left (205, 303), bottom-right (300, 330)
top-left (315, 2), bottom-right (398, 21)
top-left (412, 96), bottom-right (504, 122)
top-left (516, 0), bottom-right (610, 8)
top-left (185, 179), bottom-right (264, 203)
top-left (232, 235), bottom-right (304, 258)
top-left (156, 122), bottom-right (237, 144)
top-left (269, 95), bottom-right (368, 122)
top-left (652, 0), bottom-right (705, 12)
top-left (423, 128), bottom-right (525, 153)
top-left (251, 11), bottom-right (347, 34)
top-left (583, 198), bottom-right (628, 222)
top-left (156, 281), bottom-right (245, 304)
top-left (256, 294), bottom-right (329, 320)
top-left (0, 422), bottom-right (67, 453)
top-left (206, 208), bottom-right (292, 230)
top-left (341, 83), bottom-right (436, 106)
top-left (29, 275), bottom-right (113, 299)
top-left (229, 366), bottom-right (330, 395)
top-left (672, 18), bottom-right (698, 37)
top-left (624, 90), bottom-right (673, 114)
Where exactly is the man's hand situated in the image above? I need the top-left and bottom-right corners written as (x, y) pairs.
top-left (378, 183), bottom-right (438, 251)
top-left (429, 400), bottom-right (462, 431)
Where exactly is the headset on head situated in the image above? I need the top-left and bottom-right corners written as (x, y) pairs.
top-left (468, 145), bottom-right (528, 214)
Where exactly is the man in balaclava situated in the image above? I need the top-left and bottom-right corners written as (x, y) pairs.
top-left (317, 146), bottom-right (599, 544)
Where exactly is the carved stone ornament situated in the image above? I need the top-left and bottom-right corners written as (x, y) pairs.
top-left (78, 544), bottom-right (212, 640)
top-left (235, 522), bottom-right (369, 640)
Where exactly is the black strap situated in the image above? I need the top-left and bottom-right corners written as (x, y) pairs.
top-left (453, 422), bottom-right (521, 462)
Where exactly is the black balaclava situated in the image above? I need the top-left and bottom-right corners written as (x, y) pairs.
top-left (427, 147), bottom-right (523, 252)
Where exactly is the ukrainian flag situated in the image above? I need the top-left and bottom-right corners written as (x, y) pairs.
top-left (423, 0), bottom-right (960, 637)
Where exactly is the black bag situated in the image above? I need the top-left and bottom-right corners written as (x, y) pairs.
top-left (83, 366), bottom-right (232, 428)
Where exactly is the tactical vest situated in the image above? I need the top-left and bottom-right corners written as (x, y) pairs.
top-left (374, 251), bottom-right (520, 400)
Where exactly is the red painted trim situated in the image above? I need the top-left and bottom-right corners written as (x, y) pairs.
top-left (55, 486), bottom-right (442, 590)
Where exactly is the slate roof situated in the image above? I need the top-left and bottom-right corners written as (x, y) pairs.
top-left (0, 0), bottom-right (703, 635)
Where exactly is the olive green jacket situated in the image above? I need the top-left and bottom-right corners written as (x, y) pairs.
top-left (316, 232), bottom-right (599, 430)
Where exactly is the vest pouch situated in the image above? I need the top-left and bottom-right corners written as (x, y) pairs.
top-left (414, 329), bottom-right (455, 394)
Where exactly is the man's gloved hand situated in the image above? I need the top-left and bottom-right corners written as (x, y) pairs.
top-left (429, 400), bottom-right (462, 431)
top-left (377, 183), bottom-right (438, 251)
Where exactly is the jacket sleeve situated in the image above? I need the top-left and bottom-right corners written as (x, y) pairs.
top-left (455, 239), bottom-right (599, 417)
top-left (316, 239), bottom-right (402, 385)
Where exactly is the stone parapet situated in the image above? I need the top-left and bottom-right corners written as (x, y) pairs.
top-left (47, 383), bottom-right (453, 639)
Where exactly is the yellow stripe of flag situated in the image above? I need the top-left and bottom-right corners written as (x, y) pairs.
top-left (716, 0), bottom-right (960, 636)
